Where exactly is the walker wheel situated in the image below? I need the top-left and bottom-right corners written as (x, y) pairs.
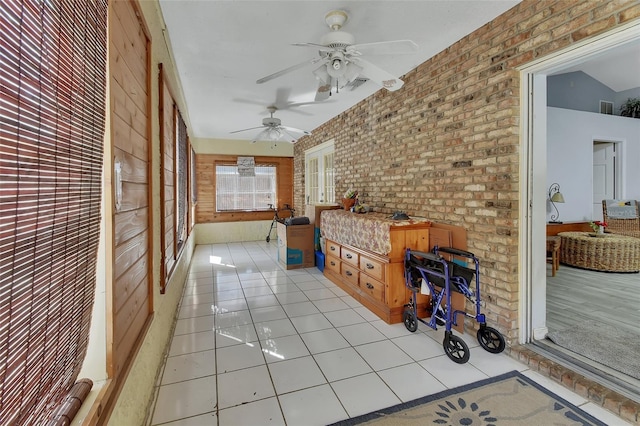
top-left (403, 309), bottom-right (418, 332)
top-left (443, 333), bottom-right (470, 364)
top-left (266, 236), bottom-right (271, 243)
top-left (477, 326), bottom-right (505, 354)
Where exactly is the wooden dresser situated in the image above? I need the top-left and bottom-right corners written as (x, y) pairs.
top-left (320, 210), bottom-right (432, 324)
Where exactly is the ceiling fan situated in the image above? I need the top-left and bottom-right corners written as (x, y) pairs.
top-left (230, 106), bottom-right (312, 143)
top-left (256, 10), bottom-right (418, 101)
top-left (233, 87), bottom-right (333, 116)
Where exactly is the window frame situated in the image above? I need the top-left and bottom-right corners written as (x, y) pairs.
top-left (305, 139), bottom-right (335, 204)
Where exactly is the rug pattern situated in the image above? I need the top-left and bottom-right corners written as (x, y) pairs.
top-left (330, 371), bottom-right (605, 426)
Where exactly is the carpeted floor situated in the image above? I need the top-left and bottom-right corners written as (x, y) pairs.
top-left (329, 370), bottom-right (606, 426)
top-left (547, 320), bottom-right (640, 381)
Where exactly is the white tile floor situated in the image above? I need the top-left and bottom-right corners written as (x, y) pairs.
top-left (148, 242), bottom-right (630, 426)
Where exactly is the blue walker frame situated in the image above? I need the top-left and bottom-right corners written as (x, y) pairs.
top-left (403, 246), bottom-right (505, 363)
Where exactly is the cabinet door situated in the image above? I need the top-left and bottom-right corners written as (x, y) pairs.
top-left (359, 255), bottom-right (384, 281)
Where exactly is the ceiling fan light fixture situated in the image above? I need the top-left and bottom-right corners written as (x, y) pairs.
top-left (313, 64), bottom-right (330, 85)
top-left (267, 127), bottom-right (283, 141)
top-left (344, 62), bottom-right (362, 83)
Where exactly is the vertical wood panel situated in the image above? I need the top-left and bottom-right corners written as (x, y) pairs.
top-left (109, 0), bottom-right (151, 379)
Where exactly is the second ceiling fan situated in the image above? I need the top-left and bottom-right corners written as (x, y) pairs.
top-left (257, 10), bottom-right (418, 100)
top-left (230, 106), bottom-right (311, 144)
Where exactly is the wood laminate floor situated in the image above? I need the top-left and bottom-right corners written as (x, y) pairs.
top-left (546, 263), bottom-right (640, 335)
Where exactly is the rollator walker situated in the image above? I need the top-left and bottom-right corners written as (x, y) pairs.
top-left (265, 203), bottom-right (295, 242)
top-left (403, 246), bottom-right (505, 363)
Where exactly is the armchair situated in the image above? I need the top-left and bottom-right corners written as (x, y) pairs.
top-left (602, 200), bottom-right (640, 238)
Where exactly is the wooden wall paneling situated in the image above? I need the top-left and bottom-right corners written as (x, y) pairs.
top-left (114, 232), bottom-right (149, 279)
top-left (113, 255), bottom-right (149, 314)
top-left (110, 1), bottom-right (147, 90)
top-left (113, 148), bottom-right (148, 182)
top-left (112, 275), bottom-right (150, 376)
top-left (195, 154), bottom-right (294, 223)
top-left (114, 207), bottom-right (150, 246)
top-left (108, 0), bottom-right (152, 400)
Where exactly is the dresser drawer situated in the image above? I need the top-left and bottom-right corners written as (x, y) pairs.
top-left (325, 255), bottom-right (341, 274)
top-left (341, 263), bottom-right (359, 286)
top-left (326, 240), bottom-right (341, 257)
top-left (341, 246), bottom-right (359, 267)
top-left (359, 276), bottom-right (385, 303)
top-left (359, 255), bottom-right (384, 281)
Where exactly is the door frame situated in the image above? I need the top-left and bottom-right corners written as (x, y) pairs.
top-left (518, 22), bottom-right (640, 344)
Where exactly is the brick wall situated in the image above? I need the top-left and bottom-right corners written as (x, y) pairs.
top-left (293, 0), bottom-right (640, 342)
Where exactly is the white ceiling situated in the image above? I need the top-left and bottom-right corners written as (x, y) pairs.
top-left (158, 1), bottom-right (520, 141)
top-left (157, 1), bottom-right (639, 143)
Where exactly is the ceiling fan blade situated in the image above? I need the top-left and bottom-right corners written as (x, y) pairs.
top-left (274, 87), bottom-right (292, 109)
top-left (257, 56), bottom-right (325, 84)
top-left (353, 57), bottom-right (404, 91)
top-left (349, 40), bottom-right (418, 56)
top-left (230, 125), bottom-right (266, 134)
top-left (292, 42), bottom-right (333, 53)
top-left (315, 81), bottom-right (332, 101)
top-left (281, 125), bottom-right (311, 136)
top-left (232, 98), bottom-right (265, 107)
top-left (279, 128), bottom-right (303, 143)
top-left (346, 77), bottom-right (369, 91)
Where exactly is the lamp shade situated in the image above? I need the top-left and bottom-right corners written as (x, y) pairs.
top-left (550, 192), bottom-right (565, 203)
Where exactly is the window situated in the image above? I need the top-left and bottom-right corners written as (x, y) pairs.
top-left (175, 112), bottom-right (188, 250)
top-left (305, 140), bottom-right (335, 204)
top-left (216, 164), bottom-right (276, 211)
top-left (599, 100), bottom-right (613, 115)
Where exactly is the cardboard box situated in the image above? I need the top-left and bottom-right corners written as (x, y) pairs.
top-left (304, 204), bottom-right (340, 228)
top-left (277, 222), bottom-right (314, 269)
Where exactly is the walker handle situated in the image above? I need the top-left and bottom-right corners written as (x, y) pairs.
top-left (437, 247), bottom-right (475, 259)
top-left (407, 250), bottom-right (442, 263)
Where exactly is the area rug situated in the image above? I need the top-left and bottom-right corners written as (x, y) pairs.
top-left (547, 320), bottom-right (640, 380)
top-left (329, 371), bottom-right (605, 426)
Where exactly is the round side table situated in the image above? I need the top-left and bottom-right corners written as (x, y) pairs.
top-left (558, 232), bottom-right (640, 273)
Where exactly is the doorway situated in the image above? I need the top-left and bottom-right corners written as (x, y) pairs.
top-left (592, 141), bottom-right (619, 221)
top-left (519, 23), bottom-right (640, 399)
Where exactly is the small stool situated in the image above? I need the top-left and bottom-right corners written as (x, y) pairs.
top-left (546, 236), bottom-right (561, 277)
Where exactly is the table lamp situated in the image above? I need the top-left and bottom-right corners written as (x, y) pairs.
top-left (548, 183), bottom-right (565, 224)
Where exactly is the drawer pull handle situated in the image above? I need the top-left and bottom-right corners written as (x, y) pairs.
top-left (366, 263), bottom-right (374, 269)
top-left (346, 271), bottom-right (352, 276)
top-left (366, 283), bottom-right (374, 289)
top-left (330, 261), bottom-right (336, 266)
top-left (330, 246), bottom-right (336, 251)
top-left (345, 253), bottom-right (352, 259)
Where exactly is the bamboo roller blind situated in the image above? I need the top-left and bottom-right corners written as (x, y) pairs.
top-left (0, 0), bottom-right (107, 423)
